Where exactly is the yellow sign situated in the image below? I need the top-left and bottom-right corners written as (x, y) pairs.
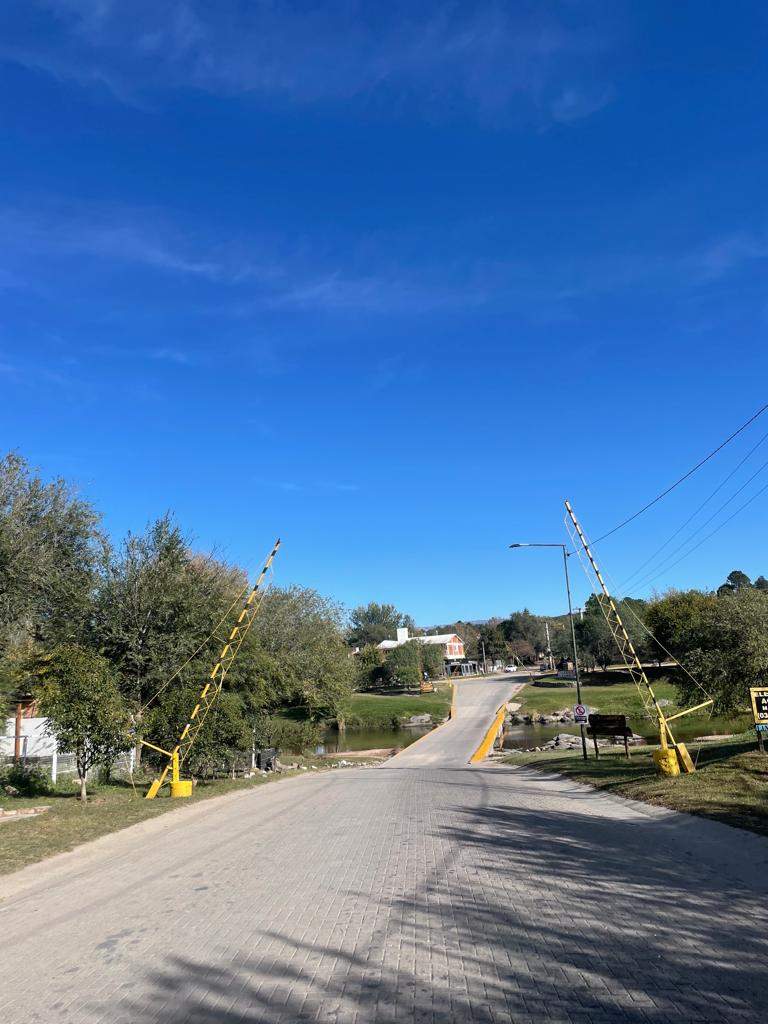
top-left (749, 687), bottom-right (768, 725)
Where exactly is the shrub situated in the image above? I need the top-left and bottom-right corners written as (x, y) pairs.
top-left (0, 762), bottom-right (52, 797)
top-left (252, 715), bottom-right (322, 755)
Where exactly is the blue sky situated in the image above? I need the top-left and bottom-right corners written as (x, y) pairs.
top-left (1, 2), bottom-right (767, 623)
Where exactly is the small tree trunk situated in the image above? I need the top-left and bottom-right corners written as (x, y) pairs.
top-left (77, 749), bottom-right (89, 802)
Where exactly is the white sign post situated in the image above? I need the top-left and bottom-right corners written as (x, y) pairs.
top-left (573, 704), bottom-right (589, 725)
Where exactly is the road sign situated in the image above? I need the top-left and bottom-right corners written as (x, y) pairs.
top-left (573, 704), bottom-right (588, 725)
top-left (749, 687), bottom-right (768, 724)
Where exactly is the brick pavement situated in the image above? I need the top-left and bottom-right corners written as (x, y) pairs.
top-left (2, 677), bottom-right (767, 1023)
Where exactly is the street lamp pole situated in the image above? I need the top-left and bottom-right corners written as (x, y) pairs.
top-left (509, 542), bottom-right (588, 761)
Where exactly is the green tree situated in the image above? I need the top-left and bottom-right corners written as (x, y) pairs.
top-left (347, 603), bottom-right (415, 647)
top-left (644, 589), bottom-right (718, 664)
top-left (717, 569), bottom-right (753, 597)
top-left (34, 645), bottom-right (131, 801)
top-left (755, 576), bottom-right (768, 592)
top-left (575, 596), bottom-right (614, 671)
top-left (152, 686), bottom-right (250, 779)
top-left (0, 453), bottom-right (104, 714)
top-left (501, 609), bottom-right (546, 655)
top-left (248, 586), bottom-right (354, 720)
top-left (355, 644), bottom-right (388, 691)
top-left (648, 587), bottom-right (768, 713)
top-left (420, 644), bottom-right (444, 680)
top-left (386, 640), bottom-right (422, 690)
top-left (574, 595), bottom-right (650, 671)
top-left (95, 516), bottom-right (247, 758)
top-left (478, 624), bottom-right (508, 665)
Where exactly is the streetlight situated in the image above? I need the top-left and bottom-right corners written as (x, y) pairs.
top-left (508, 542), bottom-right (588, 760)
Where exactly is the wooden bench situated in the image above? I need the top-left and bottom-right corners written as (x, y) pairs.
top-left (587, 713), bottom-right (633, 758)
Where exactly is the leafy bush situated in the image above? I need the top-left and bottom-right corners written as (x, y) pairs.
top-left (252, 715), bottom-right (321, 755)
top-left (0, 762), bottom-right (52, 797)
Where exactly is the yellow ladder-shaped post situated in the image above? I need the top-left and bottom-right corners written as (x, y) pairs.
top-left (143, 539), bottom-right (281, 798)
top-left (564, 502), bottom-right (712, 774)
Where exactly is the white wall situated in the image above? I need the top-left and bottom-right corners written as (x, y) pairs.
top-left (0, 717), bottom-right (57, 757)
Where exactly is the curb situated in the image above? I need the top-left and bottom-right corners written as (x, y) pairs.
top-left (469, 701), bottom-right (507, 764)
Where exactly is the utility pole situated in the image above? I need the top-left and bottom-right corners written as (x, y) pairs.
top-left (561, 545), bottom-right (588, 761)
top-left (545, 622), bottom-right (554, 672)
top-left (481, 639), bottom-right (487, 674)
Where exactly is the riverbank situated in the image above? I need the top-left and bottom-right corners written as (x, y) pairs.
top-left (504, 735), bottom-right (768, 838)
top-left (344, 683), bottom-right (452, 728)
top-left (517, 677), bottom-right (678, 718)
top-left (510, 675), bottom-right (751, 743)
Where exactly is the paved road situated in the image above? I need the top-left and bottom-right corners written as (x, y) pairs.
top-left (2, 677), bottom-right (768, 1024)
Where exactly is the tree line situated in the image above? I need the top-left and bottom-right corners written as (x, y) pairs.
top-left (0, 454), bottom-right (353, 798)
top-left (345, 574), bottom-right (768, 716)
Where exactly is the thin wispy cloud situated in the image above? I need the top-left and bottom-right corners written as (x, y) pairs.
top-left (148, 347), bottom-right (196, 366)
top-left (0, 1), bottom-right (619, 124)
top-left (5, 199), bottom-right (765, 326)
top-left (687, 233), bottom-right (768, 282)
top-left (274, 480), bottom-right (360, 495)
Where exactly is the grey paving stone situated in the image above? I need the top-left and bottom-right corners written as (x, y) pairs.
top-left (1, 678), bottom-right (767, 1024)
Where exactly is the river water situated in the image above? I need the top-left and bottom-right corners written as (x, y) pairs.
top-left (318, 724), bottom-right (432, 754)
top-left (502, 711), bottom-right (752, 751)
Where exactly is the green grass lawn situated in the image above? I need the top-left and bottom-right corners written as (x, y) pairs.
top-left (0, 760), bottom-right (343, 876)
top-left (516, 679), bottom-right (681, 719)
top-left (344, 683), bottom-right (452, 728)
top-left (504, 736), bottom-right (768, 837)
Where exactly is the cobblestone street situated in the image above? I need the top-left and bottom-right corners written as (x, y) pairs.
top-left (2, 678), bottom-right (767, 1023)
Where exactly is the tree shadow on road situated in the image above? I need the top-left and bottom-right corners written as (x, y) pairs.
top-left (100, 767), bottom-right (768, 1023)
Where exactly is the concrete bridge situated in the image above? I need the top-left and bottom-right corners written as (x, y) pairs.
top-left (2, 677), bottom-right (767, 1022)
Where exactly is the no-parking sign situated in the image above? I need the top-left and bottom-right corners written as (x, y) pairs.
top-left (573, 704), bottom-right (589, 725)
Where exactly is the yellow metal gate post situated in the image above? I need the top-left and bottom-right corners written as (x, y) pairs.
top-left (142, 539), bottom-right (281, 799)
top-left (564, 502), bottom-right (712, 774)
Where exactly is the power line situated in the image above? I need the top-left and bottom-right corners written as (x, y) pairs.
top-left (586, 401), bottom-right (768, 546)
top-left (626, 475), bottom-right (768, 594)
top-left (618, 425), bottom-right (768, 590)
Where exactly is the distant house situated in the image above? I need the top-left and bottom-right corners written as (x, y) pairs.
top-left (377, 627), bottom-right (477, 674)
top-left (378, 627), bottom-right (464, 659)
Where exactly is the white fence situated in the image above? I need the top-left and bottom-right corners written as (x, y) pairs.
top-left (1, 717), bottom-right (136, 783)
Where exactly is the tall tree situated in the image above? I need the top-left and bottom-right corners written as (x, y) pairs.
top-left (477, 624), bottom-right (508, 665)
top-left (248, 586), bottom-right (354, 720)
top-left (677, 588), bottom-right (768, 712)
top-left (501, 609), bottom-right (546, 655)
top-left (347, 602), bottom-right (415, 647)
top-left (94, 515), bottom-right (248, 757)
top-left (420, 644), bottom-right (445, 680)
top-left (385, 640), bottom-right (422, 690)
top-left (717, 569), bottom-right (753, 597)
top-left (0, 453), bottom-right (104, 711)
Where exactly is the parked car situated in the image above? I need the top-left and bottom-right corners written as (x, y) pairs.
top-left (503, 665), bottom-right (517, 672)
